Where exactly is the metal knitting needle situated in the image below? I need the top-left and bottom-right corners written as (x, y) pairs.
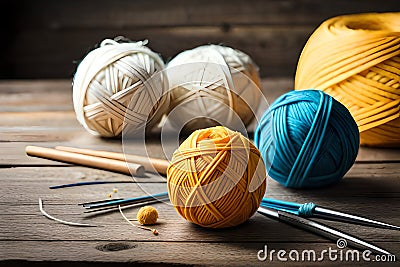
top-left (84, 197), bottom-right (169, 214)
top-left (50, 181), bottom-right (133, 189)
top-left (261, 198), bottom-right (400, 230)
top-left (82, 192), bottom-right (169, 209)
top-left (78, 198), bottom-right (124, 206)
top-left (312, 206), bottom-right (400, 231)
top-left (257, 207), bottom-right (392, 255)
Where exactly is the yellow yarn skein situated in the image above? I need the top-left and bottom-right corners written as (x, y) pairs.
top-left (167, 126), bottom-right (266, 228)
top-left (295, 13), bottom-right (400, 147)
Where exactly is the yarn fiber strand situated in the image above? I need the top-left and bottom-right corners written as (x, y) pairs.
top-left (73, 38), bottom-right (169, 137)
top-left (254, 90), bottom-right (359, 189)
top-left (295, 13), bottom-right (400, 147)
top-left (167, 126), bottom-right (266, 228)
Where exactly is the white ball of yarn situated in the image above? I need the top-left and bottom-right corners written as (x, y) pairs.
top-left (166, 44), bottom-right (262, 133)
top-left (73, 37), bottom-right (169, 137)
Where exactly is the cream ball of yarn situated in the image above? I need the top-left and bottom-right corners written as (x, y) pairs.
top-left (73, 37), bottom-right (169, 137)
top-left (166, 44), bottom-right (262, 133)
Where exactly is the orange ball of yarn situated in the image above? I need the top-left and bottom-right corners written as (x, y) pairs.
top-left (295, 13), bottom-right (400, 147)
top-left (136, 206), bottom-right (158, 225)
top-left (167, 126), bottom-right (266, 228)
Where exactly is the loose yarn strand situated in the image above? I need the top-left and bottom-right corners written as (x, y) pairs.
top-left (39, 198), bottom-right (97, 227)
top-left (118, 205), bottom-right (158, 235)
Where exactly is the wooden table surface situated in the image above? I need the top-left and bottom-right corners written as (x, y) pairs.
top-left (0, 79), bottom-right (399, 266)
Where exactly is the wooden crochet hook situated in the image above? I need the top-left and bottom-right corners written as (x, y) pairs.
top-left (25, 146), bottom-right (145, 176)
top-left (55, 146), bottom-right (169, 175)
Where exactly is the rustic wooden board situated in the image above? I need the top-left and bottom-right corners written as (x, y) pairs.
top-left (0, 79), bottom-right (399, 166)
top-left (10, 26), bottom-right (312, 78)
top-left (0, 79), bottom-right (399, 265)
top-left (17, 0), bottom-right (400, 28)
top-left (0, 79), bottom-right (289, 111)
top-left (3, 0), bottom-right (399, 79)
top-left (0, 164), bottom-right (398, 243)
top-left (0, 80), bottom-right (72, 112)
top-left (3, 240), bottom-right (397, 267)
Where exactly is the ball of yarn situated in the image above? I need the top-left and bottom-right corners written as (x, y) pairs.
top-left (73, 37), bottom-right (169, 137)
top-left (167, 126), bottom-right (266, 228)
top-left (166, 44), bottom-right (261, 133)
top-left (295, 13), bottom-right (400, 147)
top-left (137, 206), bottom-right (158, 225)
top-left (254, 90), bottom-right (360, 189)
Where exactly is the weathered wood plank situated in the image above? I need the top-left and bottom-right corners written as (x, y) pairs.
top-left (0, 112), bottom-right (77, 128)
top-left (0, 79), bottom-right (291, 111)
top-left (10, 26), bottom-right (311, 78)
top-left (0, 80), bottom-right (72, 112)
top-left (1, 198), bottom-right (398, 242)
top-left (1, 138), bottom-right (399, 166)
top-left (0, 111), bottom-right (80, 142)
top-left (0, 162), bottom-right (399, 196)
top-left (17, 0), bottom-right (400, 28)
top-left (1, 135), bottom-right (399, 165)
top-left (0, 163), bottom-right (398, 245)
top-left (1, 199), bottom-right (398, 243)
top-left (0, 78), bottom-right (399, 266)
top-left (0, 79), bottom-right (399, 164)
top-left (2, 241), bottom-right (397, 266)
top-left (4, 0), bottom-right (400, 79)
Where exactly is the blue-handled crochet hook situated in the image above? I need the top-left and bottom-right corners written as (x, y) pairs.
top-left (261, 198), bottom-right (400, 230)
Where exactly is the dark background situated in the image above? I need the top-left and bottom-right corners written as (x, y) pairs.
top-left (1, 0), bottom-right (399, 79)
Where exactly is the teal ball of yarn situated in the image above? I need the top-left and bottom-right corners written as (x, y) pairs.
top-left (254, 90), bottom-right (359, 188)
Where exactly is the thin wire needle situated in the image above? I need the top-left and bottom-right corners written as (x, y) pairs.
top-left (83, 192), bottom-right (169, 209)
top-left (49, 181), bottom-right (132, 189)
top-left (257, 207), bottom-right (393, 255)
top-left (39, 198), bottom-right (97, 227)
top-left (83, 198), bottom-right (166, 214)
top-left (261, 198), bottom-right (400, 231)
top-left (314, 207), bottom-right (400, 231)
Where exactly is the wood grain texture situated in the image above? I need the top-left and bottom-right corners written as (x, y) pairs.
top-left (0, 164), bottom-right (399, 241)
top-left (0, 164), bottom-right (399, 265)
top-left (16, 0), bottom-right (400, 28)
top-left (3, 0), bottom-right (399, 78)
top-left (0, 79), bottom-right (399, 265)
top-left (0, 79), bottom-right (399, 164)
top-left (3, 241), bottom-right (397, 267)
top-left (10, 26), bottom-right (311, 78)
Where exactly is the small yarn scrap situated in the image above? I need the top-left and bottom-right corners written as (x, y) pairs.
top-left (137, 206), bottom-right (159, 225)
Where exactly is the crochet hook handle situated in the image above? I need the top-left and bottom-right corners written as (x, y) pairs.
top-left (261, 198), bottom-right (316, 216)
